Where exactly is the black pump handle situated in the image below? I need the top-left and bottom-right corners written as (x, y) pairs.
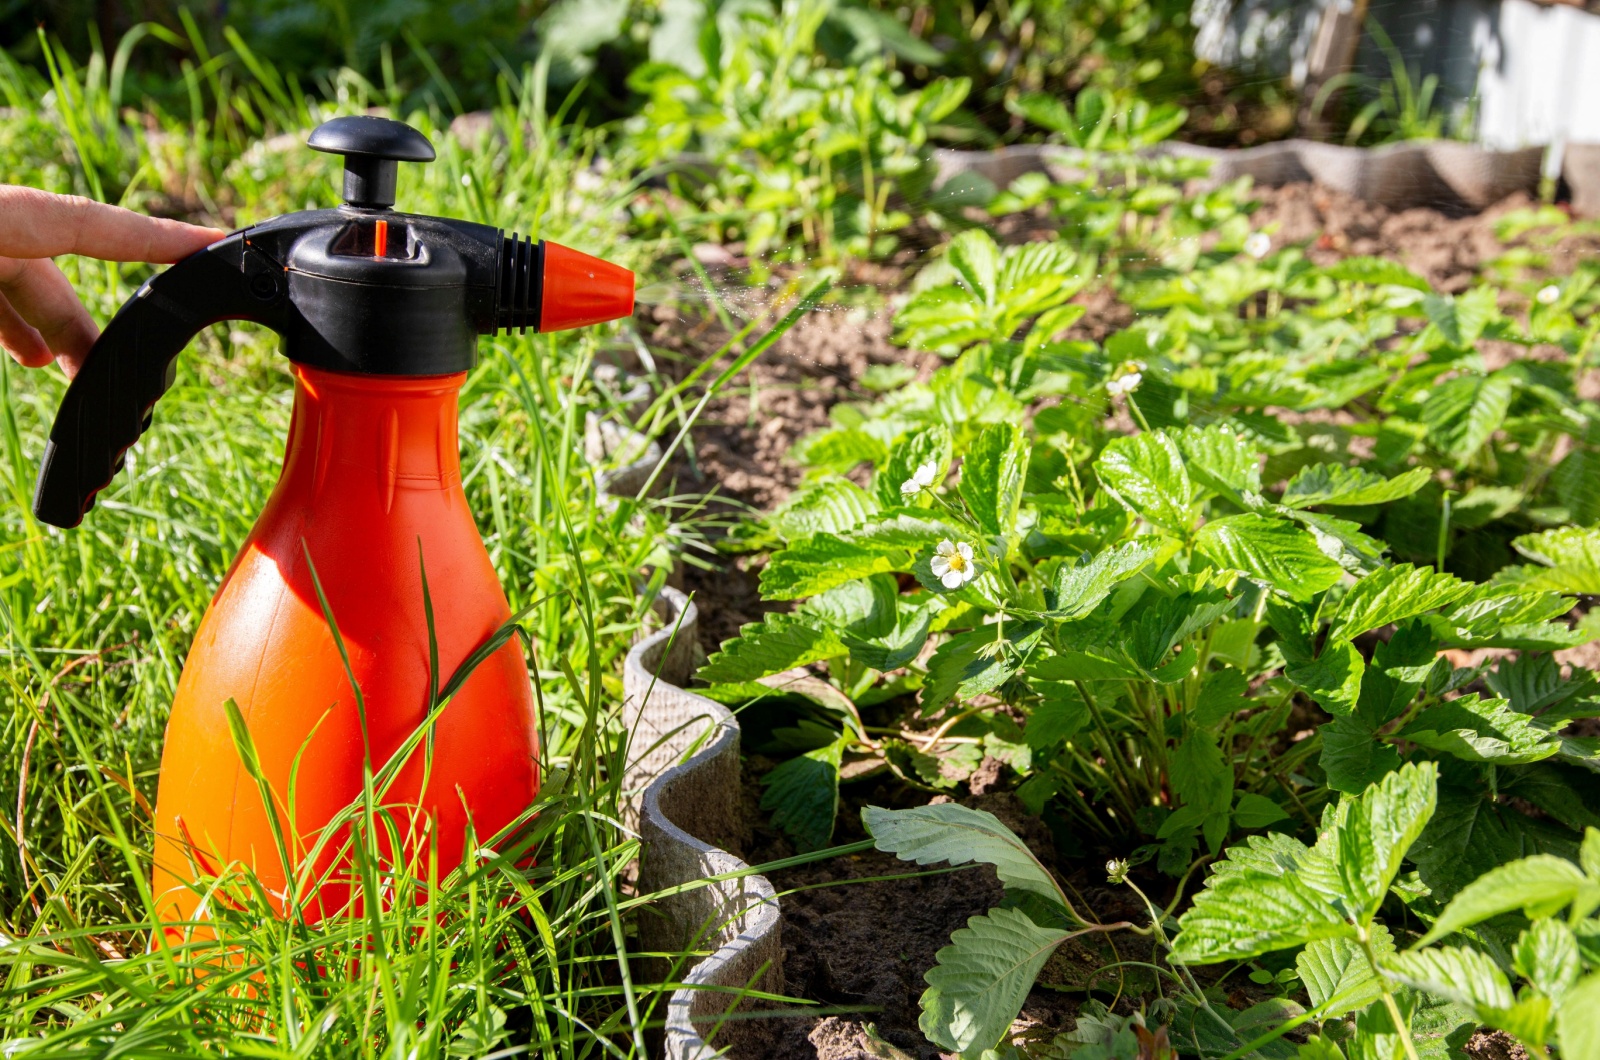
top-left (32, 231), bottom-right (291, 528)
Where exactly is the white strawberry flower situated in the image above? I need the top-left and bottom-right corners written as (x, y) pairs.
top-left (1106, 371), bottom-right (1143, 396)
top-left (1537, 284), bottom-right (1561, 306)
top-left (900, 460), bottom-right (939, 496)
top-left (1244, 232), bottom-right (1272, 260)
top-left (930, 539), bottom-right (977, 589)
top-left (1106, 858), bottom-right (1129, 883)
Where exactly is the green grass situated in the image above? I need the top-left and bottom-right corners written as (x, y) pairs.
top-left (0, 32), bottom-right (754, 1054)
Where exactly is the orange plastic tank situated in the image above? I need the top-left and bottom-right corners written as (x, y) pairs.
top-left (150, 365), bottom-right (539, 925)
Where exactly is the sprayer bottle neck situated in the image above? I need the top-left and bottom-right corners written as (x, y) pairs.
top-left (280, 364), bottom-right (467, 514)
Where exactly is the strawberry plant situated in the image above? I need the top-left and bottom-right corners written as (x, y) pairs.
top-left (619, 0), bottom-right (971, 264)
top-left (865, 764), bottom-right (1600, 1059)
top-left (702, 156), bottom-right (1600, 1052)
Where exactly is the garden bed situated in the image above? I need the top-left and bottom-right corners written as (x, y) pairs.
top-left (666, 180), bottom-right (1600, 655)
top-left (637, 176), bottom-right (1600, 1059)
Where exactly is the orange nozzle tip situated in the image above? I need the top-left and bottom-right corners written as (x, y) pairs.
top-left (538, 241), bottom-right (635, 333)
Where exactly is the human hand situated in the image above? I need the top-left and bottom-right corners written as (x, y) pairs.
top-left (0, 187), bottom-right (226, 379)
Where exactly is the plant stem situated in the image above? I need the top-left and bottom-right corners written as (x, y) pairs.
top-left (1076, 679), bottom-right (1145, 816)
top-left (1360, 928), bottom-right (1421, 1060)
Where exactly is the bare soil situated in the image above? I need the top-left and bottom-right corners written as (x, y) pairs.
top-left (1249, 184), bottom-right (1600, 293)
top-left (741, 782), bottom-right (1159, 1060)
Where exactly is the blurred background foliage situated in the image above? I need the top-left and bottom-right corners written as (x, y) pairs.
top-left (0, 0), bottom-right (1220, 135)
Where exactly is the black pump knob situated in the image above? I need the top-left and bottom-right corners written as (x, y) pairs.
top-left (307, 115), bottom-right (436, 209)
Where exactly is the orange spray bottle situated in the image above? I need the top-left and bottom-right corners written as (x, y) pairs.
top-left (32, 117), bottom-right (635, 926)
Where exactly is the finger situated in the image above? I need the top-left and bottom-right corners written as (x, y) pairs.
top-left (0, 256), bottom-right (99, 378)
top-left (0, 186), bottom-right (226, 263)
top-left (0, 289), bottom-right (54, 369)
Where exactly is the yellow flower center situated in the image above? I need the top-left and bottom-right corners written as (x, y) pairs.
top-left (948, 552), bottom-right (967, 572)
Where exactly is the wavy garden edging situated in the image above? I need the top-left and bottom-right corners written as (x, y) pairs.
top-left (621, 587), bottom-right (782, 1060)
top-left (445, 107), bottom-right (1586, 216)
top-left (587, 409), bottom-right (782, 1056)
top-left (932, 138), bottom-right (1553, 213)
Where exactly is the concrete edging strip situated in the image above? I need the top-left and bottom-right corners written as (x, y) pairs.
top-left (932, 138), bottom-right (1551, 213)
top-left (622, 588), bottom-right (782, 1058)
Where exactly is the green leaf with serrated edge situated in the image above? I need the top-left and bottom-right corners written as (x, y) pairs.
top-left (1171, 733), bottom-right (1231, 817)
top-left (947, 227), bottom-right (1000, 307)
top-left (1413, 761), bottom-right (1583, 902)
top-left (1584, 827), bottom-right (1600, 879)
top-left (760, 534), bottom-right (911, 600)
top-left (1290, 509), bottom-right (1387, 570)
top-left (1445, 585), bottom-right (1577, 637)
top-left (921, 623), bottom-right (1043, 714)
top-left (1193, 667), bottom-right (1250, 727)
top-left (895, 286), bottom-right (988, 350)
top-left (1296, 1035), bottom-right (1344, 1060)
top-left (1382, 947), bottom-right (1515, 1017)
top-left (794, 427), bottom-right (888, 472)
top-left (1422, 371), bottom-right (1516, 464)
top-left (1176, 424), bottom-right (1263, 504)
top-left (1321, 256), bottom-right (1431, 292)
top-left (960, 422), bottom-right (1028, 536)
top-left (1234, 793), bottom-right (1290, 829)
top-left (840, 597), bottom-right (934, 672)
top-left (1094, 431), bottom-right (1195, 534)
top-left (769, 476), bottom-right (881, 540)
top-left (1433, 622), bottom-right (1585, 653)
top-left (1320, 718), bottom-right (1402, 795)
top-left (1197, 513), bottom-right (1343, 602)
top-left (1556, 974), bottom-right (1600, 1060)
top-left (1503, 526), bottom-right (1600, 594)
top-left (1349, 990), bottom-right (1476, 1060)
top-left (760, 736), bottom-right (846, 852)
top-left (1327, 564), bottom-right (1472, 644)
top-left (1449, 485), bottom-right (1524, 530)
top-left (1125, 584), bottom-right (1236, 675)
top-left (1485, 654), bottom-right (1596, 717)
top-left (760, 513), bottom-right (959, 600)
top-left (1425, 286), bottom-right (1499, 347)
top-left (1297, 923), bottom-right (1394, 1018)
top-left (1553, 446), bottom-right (1600, 525)
top-left (878, 424), bottom-right (954, 509)
top-left (1287, 640), bottom-right (1365, 718)
top-left (1030, 649), bottom-right (1139, 682)
top-left (1168, 864), bottom-right (1352, 963)
top-left (1047, 539), bottom-right (1159, 619)
top-left (919, 907), bottom-right (1071, 1054)
top-left (1358, 621), bottom-right (1439, 726)
top-left (863, 802), bottom-right (1067, 907)
top-left (1024, 685), bottom-right (1089, 750)
top-left (803, 575), bottom-right (898, 638)
top-left (1209, 831), bottom-right (1312, 879)
top-left (1282, 464), bottom-right (1433, 508)
top-left (1266, 597), bottom-right (1317, 665)
top-left (1418, 854), bottom-right (1592, 945)
top-left (882, 738), bottom-right (956, 791)
top-left (1315, 760), bottom-right (1438, 922)
top-left (1024, 303), bottom-right (1087, 356)
top-left (1514, 919), bottom-right (1581, 1001)
top-left (698, 614), bottom-right (847, 684)
top-left (1504, 768), bottom-right (1600, 837)
top-left (1401, 695), bottom-right (1561, 765)
top-left (1171, 997), bottom-right (1306, 1060)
